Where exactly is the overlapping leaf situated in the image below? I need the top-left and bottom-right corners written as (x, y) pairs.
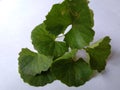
top-left (18, 48), bottom-right (56, 86)
top-left (64, 0), bottom-right (95, 49)
top-left (64, 25), bottom-right (94, 49)
top-left (66, 0), bottom-right (94, 27)
top-left (18, 48), bottom-right (53, 76)
top-left (44, 0), bottom-right (94, 49)
top-left (31, 23), bottom-right (68, 57)
top-left (56, 49), bottom-right (78, 60)
top-left (52, 51), bottom-right (93, 87)
top-left (18, 0), bottom-right (112, 87)
top-left (45, 0), bottom-right (94, 32)
top-left (44, 1), bottom-right (71, 36)
top-left (85, 36), bottom-right (111, 72)
top-left (19, 69), bottom-right (56, 86)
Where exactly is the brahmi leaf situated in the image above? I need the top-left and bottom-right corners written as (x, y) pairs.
top-left (44, 1), bottom-right (71, 36)
top-left (66, 0), bottom-right (94, 27)
top-left (56, 49), bottom-right (78, 60)
top-left (53, 41), bottom-right (68, 58)
top-left (52, 58), bottom-right (93, 87)
top-left (85, 36), bottom-right (111, 72)
top-left (18, 48), bottom-right (53, 76)
top-left (18, 0), bottom-right (112, 87)
top-left (64, 25), bottom-right (94, 49)
top-left (44, 0), bottom-right (94, 36)
top-left (64, 0), bottom-right (95, 49)
top-left (19, 69), bottom-right (56, 86)
top-left (31, 23), bottom-right (68, 57)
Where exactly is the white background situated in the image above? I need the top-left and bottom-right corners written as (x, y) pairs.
top-left (0, 0), bottom-right (120, 90)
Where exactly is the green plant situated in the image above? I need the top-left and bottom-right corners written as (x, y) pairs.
top-left (18, 0), bottom-right (111, 87)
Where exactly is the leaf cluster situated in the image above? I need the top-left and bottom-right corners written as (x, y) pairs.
top-left (18, 0), bottom-right (111, 87)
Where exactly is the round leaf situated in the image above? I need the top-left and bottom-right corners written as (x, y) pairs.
top-left (44, 0), bottom-right (94, 36)
top-left (44, 1), bottom-right (71, 36)
top-left (18, 48), bottom-right (53, 76)
top-left (19, 69), bottom-right (56, 86)
top-left (64, 25), bottom-right (94, 49)
top-left (31, 23), bottom-right (68, 57)
top-left (52, 58), bottom-right (93, 87)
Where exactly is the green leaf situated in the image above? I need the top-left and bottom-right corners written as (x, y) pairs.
top-left (66, 0), bottom-right (94, 27)
top-left (18, 48), bottom-right (53, 76)
top-left (18, 0), bottom-right (112, 87)
top-left (64, 25), bottom-right (94, 49)
top-left (85, 36), bottom-right (111, 72)
top-left (44, 0), bottom-right (95, 49)
top-left (44, 1), bottom-right (71, 36)
top-left (53, 41), bottom-right (68, 58)
top-left (19, 69), bottom-right (56, 86)
top-left (56, 49), bottom-right (78, 60)
top-left (89, 9), bottom-right (94, 27)
top-left (52, 51), bottom-right (93, 86)
top-left (31, 23), bottom-right (68, 57)
top-left (63, 0), bottom-right (95, 49)
top-left (44, 0), bottom-right (94, 36)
